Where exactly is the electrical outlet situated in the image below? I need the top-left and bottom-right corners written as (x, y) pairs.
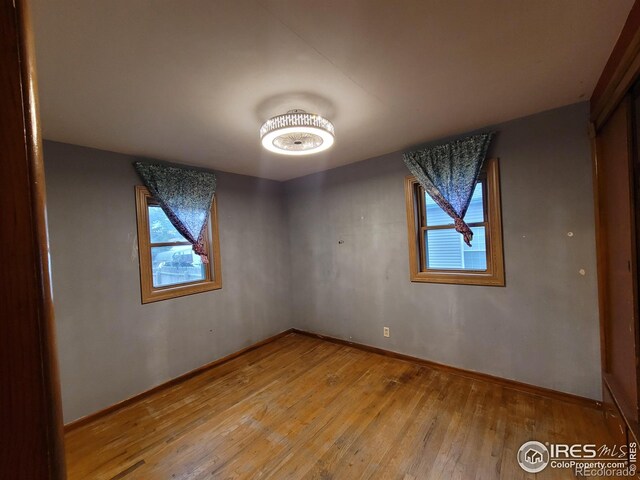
top-left (383, 327), bottom-right (390, 338)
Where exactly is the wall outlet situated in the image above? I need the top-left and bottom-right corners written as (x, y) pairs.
top-left (383, 327), bottom-right (390, 338)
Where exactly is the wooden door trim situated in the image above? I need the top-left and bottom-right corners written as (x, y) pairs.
top-left (591, 1), bottom-right (640, 129)
top-left (604, 373), bottom-right (640, 444)
top-left (591, 122), bottom-right (610, 374)
top-left (0, 0), bottom-right (66, 477)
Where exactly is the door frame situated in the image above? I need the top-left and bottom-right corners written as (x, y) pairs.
top-left (0, 0), bottom-right (66, 478)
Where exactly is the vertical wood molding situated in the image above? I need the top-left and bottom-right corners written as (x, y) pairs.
top-left (0, 0), bottom-right (66, 478)
top-left (592, 96), bottom-right (640, 438)
top-left (590, 2), bottom-right (640, 441)
top-left (590, 122), bottom-right (610, 375)
top-left (591, 1), bottom-right (640, 129)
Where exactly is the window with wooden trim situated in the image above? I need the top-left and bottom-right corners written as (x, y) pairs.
top-left (404, 158), bottom-right (505, 286)
top-left (135, 185), bottom-right (222, 303)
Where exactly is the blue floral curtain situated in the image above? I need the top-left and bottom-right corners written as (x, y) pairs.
top-left (403, 133), bottom-right (494, 246)
top-left (134, 162), bottom-right (217, 262)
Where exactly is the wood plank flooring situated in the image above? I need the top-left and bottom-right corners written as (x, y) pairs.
top-left (65, 333), bottom-right (613, 479)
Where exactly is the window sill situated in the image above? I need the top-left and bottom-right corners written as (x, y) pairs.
top-left (141, 280), bottom-right (222, 304)
top-left (409, 270), bottom-right (505, 287)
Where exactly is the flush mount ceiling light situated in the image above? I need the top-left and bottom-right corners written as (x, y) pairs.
top-left (260, 109), bottom-right (335, 156)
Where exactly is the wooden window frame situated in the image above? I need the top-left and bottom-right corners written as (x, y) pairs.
top-left (135, 185), bottom-right (222, 303)
top-left (404, 157), bottom-right (505, 286)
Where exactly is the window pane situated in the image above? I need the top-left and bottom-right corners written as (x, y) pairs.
top-left (148, 205), bottom-right (188, 243)
top-left (425, 182), bottom-right (484, 226)
top-left (425, 226), bottom-right (487, 271)
top-left (151, 245), bottom-right (206, 287)
top-left (464, 182), bottom-right (484, 223)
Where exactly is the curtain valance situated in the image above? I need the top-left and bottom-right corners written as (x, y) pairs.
top-left (403, 132), bottom-right (494, 246)
top-left (134, 162), bottom-right (217, 262)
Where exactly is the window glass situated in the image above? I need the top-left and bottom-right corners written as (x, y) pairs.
top-left (463, 183), bottom-right (484, 223)
top-left (425, 182), bottom-right (484, 226)
top-left (150, 245), bottom-right (206, 287)
top-left (148, 205), bottom-right (186, 243)
top-left (425, 226), bottom-right (487, 270)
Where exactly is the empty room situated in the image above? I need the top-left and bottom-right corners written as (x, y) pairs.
top-left (5, 0), bottom-right (640, 479)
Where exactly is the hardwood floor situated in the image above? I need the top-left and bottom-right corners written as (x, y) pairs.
top-left (65, 333), bottom-right (613, 479)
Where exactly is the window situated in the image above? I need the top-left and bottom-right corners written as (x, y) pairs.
top-left (404, 158), bottom-right (504, 286)
top-left (135, 186), bottom-right (222, 303)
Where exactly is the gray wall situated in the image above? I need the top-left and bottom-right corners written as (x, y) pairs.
top-left (44, 141), bottom-right (291, 422)
top-left (45, 102), bottom-right (602, 422)
top-left (285, 102), bottom-right (601, 400)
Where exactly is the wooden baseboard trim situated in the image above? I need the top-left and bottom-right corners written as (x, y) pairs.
top-left (64, 328), bottom-right (295, 433)
top-left (292, 329), bottom-right (602, 410)
top-left (65, 327), bottom-right (600, 433)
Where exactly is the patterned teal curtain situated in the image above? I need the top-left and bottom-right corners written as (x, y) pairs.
top-left (403, 133), bottom-right (494, 246)
top-left (134, 162), bottom-right (217, 262)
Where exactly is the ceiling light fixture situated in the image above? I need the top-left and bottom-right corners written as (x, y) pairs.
top-left (260, 109), bottom-right (335, 156)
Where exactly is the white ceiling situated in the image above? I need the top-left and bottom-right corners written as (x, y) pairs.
top-left (32, 0), bottom-right (633, 181)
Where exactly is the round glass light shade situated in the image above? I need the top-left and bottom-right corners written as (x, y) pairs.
top-left (260, 110), bottom-right (335, 156)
